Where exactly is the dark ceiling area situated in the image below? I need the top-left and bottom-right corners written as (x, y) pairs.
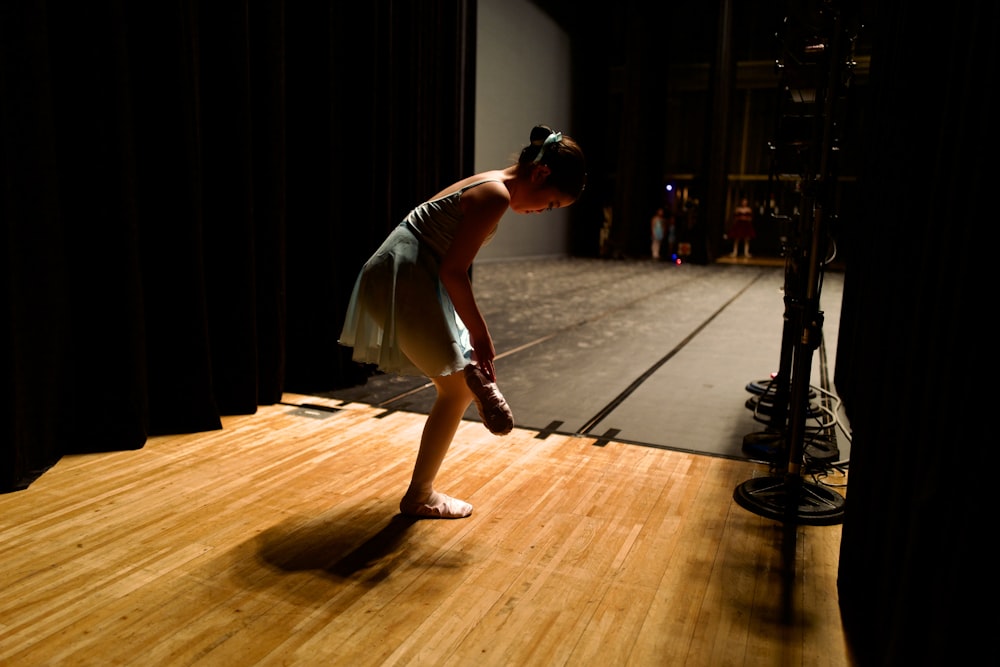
top-left (532, 1), bottom-right (874, 66)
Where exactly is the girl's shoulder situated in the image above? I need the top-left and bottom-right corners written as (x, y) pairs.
top-left (429, 170), bottom-right (506, 202)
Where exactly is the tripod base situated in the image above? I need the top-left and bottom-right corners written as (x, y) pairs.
top-left (746, 378), bottom-right (815, 399)
top-left (745, 394), bottom-right (822, 418)
top-left (742, 430), bottom-right (784, 461)
top-left (734, 476), bottom-right (845, 525)
top-left (743, 431), bottom-right (841, 468)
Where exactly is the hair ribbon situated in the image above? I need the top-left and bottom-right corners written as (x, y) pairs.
top-left (533, 131), bottom-right (563, 163)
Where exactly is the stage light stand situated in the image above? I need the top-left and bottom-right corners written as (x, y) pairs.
top-left (734, 1), bottom-right (851, 525)
top-left (734, 195), bottom-right (845, 525)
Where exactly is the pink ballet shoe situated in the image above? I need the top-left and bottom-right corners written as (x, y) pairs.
top-left (399, 493), bottom-right (473, 519)
top-left (464, 364), bottom-right (514, 436)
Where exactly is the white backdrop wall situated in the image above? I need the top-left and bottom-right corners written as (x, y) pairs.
top-left (475, 0), bottom-right (574, 261)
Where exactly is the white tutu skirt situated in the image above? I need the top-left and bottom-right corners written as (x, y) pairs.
top-left (338, 222), bottom-right (472, 377)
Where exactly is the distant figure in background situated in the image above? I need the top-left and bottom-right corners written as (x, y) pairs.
top-left (729, 197), bottom-right (755, 258)
top-left (599, 204), bottom-right (613, 258)
top-left (650, 207), bottom-right (667, 260)
top-left (665, 209), bottom-right (677, 259)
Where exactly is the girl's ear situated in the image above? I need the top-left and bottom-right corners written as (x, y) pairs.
top-left (530, 163), bottom-right (551, 184)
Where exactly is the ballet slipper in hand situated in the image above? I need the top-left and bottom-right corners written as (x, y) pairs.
top-left (399, 491), bottom-right (473, 519)
top-left (464, 363), bottom-right (514, 436)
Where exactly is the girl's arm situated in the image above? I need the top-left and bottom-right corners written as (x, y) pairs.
top-left (438, 181), bottom-right (510, 379)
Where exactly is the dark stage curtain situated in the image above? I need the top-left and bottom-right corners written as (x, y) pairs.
top-left (834, 1), bottom-right (993, 663)
top-left (1, 1), bottom-right (475, 493)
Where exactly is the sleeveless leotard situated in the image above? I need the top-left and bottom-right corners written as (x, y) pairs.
top-left (404, 180), bottom-right (501, 257)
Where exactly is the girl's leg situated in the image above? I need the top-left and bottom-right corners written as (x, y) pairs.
top-left (399, 371), bottom-right (475, 518)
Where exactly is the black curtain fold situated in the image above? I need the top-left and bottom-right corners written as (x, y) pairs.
top-left (1, 5), bottom-right (65, 489)
top-left (129, 0), bottom-right (225, 435)
top-left (835, 1), bottom-right (993, 663)
top-left (199, 1), bottom-right (267, 416)
top-left (56, 1), bottom-right (149, 452)
top-left (248, 0), bottom-right (287, 407)
top-left (2, 0), bottom-right (475, 493)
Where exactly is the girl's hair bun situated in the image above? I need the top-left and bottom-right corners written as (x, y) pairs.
top-left (529, 124), bottom-right (555, 145)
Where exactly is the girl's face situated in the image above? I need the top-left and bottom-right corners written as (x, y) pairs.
top-left (511, 184), bottom-right (574, 215)
top-left (510, 170), bottom-right (574, 213)
top-left (508, 163), bottom-right (576, 214)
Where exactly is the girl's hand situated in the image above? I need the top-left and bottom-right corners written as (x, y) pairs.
top-left (477, 359), bottom-right (497, 383)
top-left (471, 334), bottom-right (497, 382)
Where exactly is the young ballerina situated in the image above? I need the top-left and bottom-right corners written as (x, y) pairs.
top-left (729, 197), bottom-right (755, 258)
top-left (338, 125), bottom-right (587, 519)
